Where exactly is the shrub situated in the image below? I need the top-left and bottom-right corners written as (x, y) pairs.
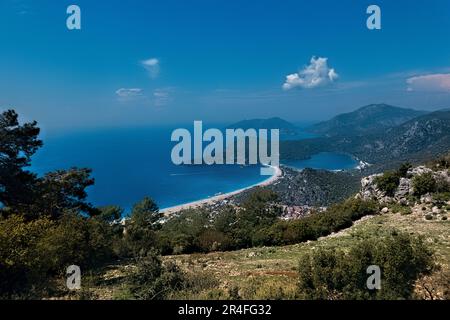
top-left (413, 173), bottom-right (436, 196)
top-left (0, 213), bottom-right (115, 297)
top-left (297, 231), bottom-right (434, 299)
top-left (267, 198), bottom-right (378, 246)
top-left (434, 192), bottom-right (450, 202)
top-left (168, 271), bottom-right (220, 299)
top-left (128, 250), bottom-right (186, 300)
top-left (372, 163), bottom-right (413, 198)
top-left (398, 162), bottom-right (412, 178)
top-left (374, 171), bottom-right (400, 196)
top-left (389, 203), bottom-right (412, 215)
top-left (42, 214), bottom-right (114, 268)
top-left (0, 215), bottom-right (55, 295)
top-left (435, 176), bottom-right (450, 193)
top-left (197, 229), bottom-right (232, 252)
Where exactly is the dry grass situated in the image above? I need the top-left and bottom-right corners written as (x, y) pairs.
top-left (87, 205), bottom-right (449, 300)
top-left (163, 205), bottom-right (450, 299)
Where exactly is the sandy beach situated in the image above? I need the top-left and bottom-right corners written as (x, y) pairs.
top-left (161, 166), bottom-right (282, 215)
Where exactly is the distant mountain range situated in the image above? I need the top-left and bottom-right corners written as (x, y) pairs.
top-left (227, 117), bottom-right (301, 139)
top-left (366, 109), bottom-right (450, 163)
top-left (281, 108), bottom-right (450, 171)
top-left (308, 104), bottom-right (427, 137)
top-left (228, 104), bottom-right (449, 171)
top-left (227, 117), bottom-right (296, 130)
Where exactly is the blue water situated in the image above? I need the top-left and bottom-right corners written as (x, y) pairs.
top-left (31, 128), bottom-right (357, 213)
top-left (282, 152), bottom-right (358, 171)
top-left (32, 127), bottom-right (268, 212)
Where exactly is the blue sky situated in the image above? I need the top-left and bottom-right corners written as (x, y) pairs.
top-left (1, 0), bottom-right (450, 130)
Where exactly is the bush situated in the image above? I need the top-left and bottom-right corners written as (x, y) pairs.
top-left (434, 192), bottom-right (450, 202)
top-left (398, 163), bottom-right (412, 178)
top-left (39, 214), bottom-right (115, 270)
top-left (374, 171), bottom-right (400, 196)
top-left (297, 231), bottom-right (434, 299)
top-left (0, 215), bottom-right (54, 295)
top-left (128, 250), bottom-right (185, 300)
top-left (389, 203), bottom-right (412, 215)
top-left (435, 176), bottom-right (450, 193)
top-left (197, 229), bottom-right (232, 252)
top-left (413, 173), bottom-right (436, 196)
top-left (168, 271), bottom-right (220, 299)
top-left (0, 213), bottom-right (115, 297)
top-left (268, 198), bottom-right (378, 246)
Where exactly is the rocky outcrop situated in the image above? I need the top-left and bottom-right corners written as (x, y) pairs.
top-left (395, 177), bottom-right (412, 199)
top-left (360, 173), bottom-right (389, 202)
top-left (358, 166), bottom-right (449, 205)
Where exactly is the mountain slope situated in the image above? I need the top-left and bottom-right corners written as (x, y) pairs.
top-left (309, 104), bottom-right (427, 137)
top-left (281, 110), bottom-right (450, 171)
top-left (363, 109), bottom-right (450, 163)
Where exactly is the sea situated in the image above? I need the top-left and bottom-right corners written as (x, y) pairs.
top-left (31, 126), bottom-right (357, 213)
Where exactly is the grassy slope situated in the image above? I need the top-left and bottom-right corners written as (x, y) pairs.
top-left (164, 207), bottom-right (450, 299)
top-left (82, 206), bottom-right (449, 300)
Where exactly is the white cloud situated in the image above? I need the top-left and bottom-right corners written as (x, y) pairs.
top-left (406, 73), bottom-right (450, 92)
top-left (141, 58), bottom-right (160, 78)
top-left (283, 56), bottom-right (338, 90)
top-left (116, 88), bottom-right (143, 97)
top-left (115, 88), bottom-right (144, 101)
top-left (153, 88), bottom-right (172, 107)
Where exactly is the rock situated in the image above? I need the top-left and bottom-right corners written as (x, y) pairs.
top-left (434, 170), bottom-right (450, 184)
top-left (395, 178), bottom-right (412, 199)
top-left (381, 207), bottom-right (389, 213)
top-left (410, 166), bottom-right (433, 176)
top-left (358, 167), bottom-right (449, 205)
top-left (359, 174), bottom-right (384, 201)
top-left (381, 196), bottom-right (394, 204)
top-left (432, 206), bottom-right (441, 214)
top-left (421, 194), bottom-right (433, 204)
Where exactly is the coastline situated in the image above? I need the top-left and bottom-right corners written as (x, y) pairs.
top-left (161, 166), bottom-right (282, 215)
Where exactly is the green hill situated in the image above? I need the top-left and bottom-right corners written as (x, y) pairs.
top-left (282, 109), bottom-right (450, 171)
top-left (309, 104), bottom-right (427, 137)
